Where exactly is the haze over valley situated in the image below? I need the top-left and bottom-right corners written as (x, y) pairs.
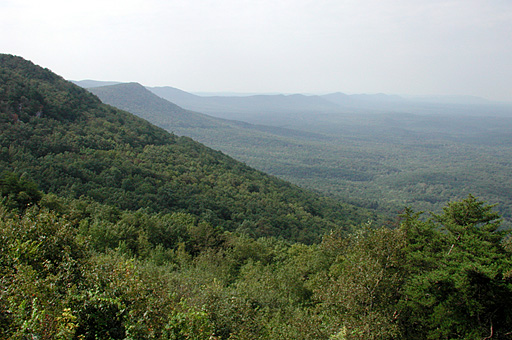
top-left (79, 80), bottom-right (512, 228)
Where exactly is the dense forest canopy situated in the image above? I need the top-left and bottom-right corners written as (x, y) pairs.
top-left (0, 54), bottom-right (379, 244)
top-left (1, 54), bottom-right (511, 339)
top-left (89, 81), bottom-right (512, 228)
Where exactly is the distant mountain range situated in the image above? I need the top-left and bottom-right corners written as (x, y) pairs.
top-left (88, 82), bottom-right (326, 140)
top-left (81, 79), bottom-right (512, 227)
top-left (88, 82), bottom-right (225, 129)
top-left (72, 79), bottom-right (123, 88)
top-left (75, 80), bottom-right (512, 126)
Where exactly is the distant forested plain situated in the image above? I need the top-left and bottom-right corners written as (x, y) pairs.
top-left (89, 83), bottom-right (512, 227)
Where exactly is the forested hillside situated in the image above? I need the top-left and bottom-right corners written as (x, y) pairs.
top-left (89, 82), bottom-right (330, 161)
top-left (1, 54), bottom-right (512, 340)
top-left (90, 82), bottom-right (512, 227)
top-left (89, 82), bottom-right (236, 130)
top-left (0, 54), bottom-right (378, 244)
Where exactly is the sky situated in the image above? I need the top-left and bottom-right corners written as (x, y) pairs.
top-left (1, 0), bottom-right (511, 100)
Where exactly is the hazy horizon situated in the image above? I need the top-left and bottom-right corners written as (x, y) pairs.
top-left (74, 79), bottom-right (512, 105)
top-left (3, 1), bottom-right (511, 101)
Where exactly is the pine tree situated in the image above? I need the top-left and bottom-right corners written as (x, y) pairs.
top-left (399, 195), bottom-right (512, 339)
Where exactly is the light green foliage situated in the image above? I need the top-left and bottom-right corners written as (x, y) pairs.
top-left (164, 304), bottom-right (214, 340)
top-left (0, 204), bottom-right (85, 339)
top-left (1, 190), bottom-right (511, 339)
top-left (315, 227), bottom-right (405, 340)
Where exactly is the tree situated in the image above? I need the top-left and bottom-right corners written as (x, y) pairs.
top-left (0, 172), bottom-right (42, 211)
top-left (399, 195), bottom-right (512, 339)
top-left (316, 226), bottom-right (406, 340)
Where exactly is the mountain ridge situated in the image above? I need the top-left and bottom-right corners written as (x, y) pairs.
top-left (85, 76), bottom-right (512, 227)
top-left (89, 82), bottom-right (330, 140)
top-left (75, 79), bottom-right (512, 121)
top-left (0, 54), bottom-right (378, 243)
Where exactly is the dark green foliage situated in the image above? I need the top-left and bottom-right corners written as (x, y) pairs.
top-left (399, 195), bottom-right (512, 339)
top-left (2, 55), bottom-right (512, 339)
top-left (0, 171), bottom-right (42, 210)
top-left (0, 54), bottom-right (100, 122)
top-left (73, 296), bottom-right (126, 340)
top-left (0, 54), bottom-right (378, 243)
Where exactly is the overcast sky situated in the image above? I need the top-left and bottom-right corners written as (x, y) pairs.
top-left (1, 0), bottom-right (511, 100)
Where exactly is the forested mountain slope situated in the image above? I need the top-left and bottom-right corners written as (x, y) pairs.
top-left (0, 54), bottom-right (378, 243)
top-left (89, 82), bottom-right (226, 129)
top-left (88, 83), bottom-right (325, 139)
top-left (89, 82), bottom-right (331, 163)
top-left (88, 81), bottom-right (512, 227)
top-left (2, 54), bottom-right (512, 340)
